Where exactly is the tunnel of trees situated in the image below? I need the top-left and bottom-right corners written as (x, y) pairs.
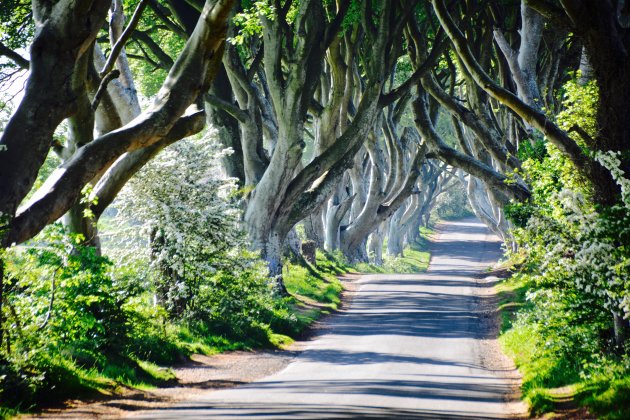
top-left (0, 0), bottom-right (629, 416)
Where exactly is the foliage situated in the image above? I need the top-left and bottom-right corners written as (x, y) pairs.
top-left (500, 74), bottom-right (630, 418)
top-left (0, 225), bottom-right (139, 409)
top-left (229, 1), bottom-right (275, 45)
top-left (556, 76), bottom-right (599, 147)
top-left (500, 271), bottom-right (630, 419)
top-left (0, 0), bottom-right (32, 49)
top-left (0, 0), bottom-right (32, 93)
top-left (126, 30), bottom-right (184, 97)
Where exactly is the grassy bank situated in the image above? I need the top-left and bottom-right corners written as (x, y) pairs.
top-left (0, 250), bottom-right (351, 419)
top-left (353, 227), bottom-right (433, 274)
top-left (497, 272), bottom-right (630, 419)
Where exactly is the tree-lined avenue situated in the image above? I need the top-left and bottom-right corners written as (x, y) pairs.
top-left (132, 218), bottom-right (525, 419)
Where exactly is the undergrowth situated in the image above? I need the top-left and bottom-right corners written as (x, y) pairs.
top-left (497, 270), bottom-right (630, 419)
top-left (0, 230), bottom-right (349, 418)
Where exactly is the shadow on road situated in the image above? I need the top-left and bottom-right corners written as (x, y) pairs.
top-left (154, 402), bottom-right (509, 419)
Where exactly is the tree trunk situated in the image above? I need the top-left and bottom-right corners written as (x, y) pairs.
top-left (0, 0), bottom-right (111, 230)
top-left (613, 312), bottom-right (630, 350)
top-left (591, 61), bottom-right (630, 206)
top-left (324, 192), bottom-right (355, 251)
top-left (303, 204), bottom-right (326, 249)
top-left (63, 204), bottom-right (101, 252)
top-left (386, 206), bottom-right (406, 257)
top-left (261, 231), bottom-right (289, 296)
top-left (343, 237), bottom-right (369, 263)
top-left (207, 66), bottom-right (245, 183)
top-left (368, 222), bottom-right (386, 265)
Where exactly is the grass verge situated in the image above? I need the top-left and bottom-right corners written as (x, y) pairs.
top-left (497, 271), bottom-right (630, 419)
top-left (282, 250), bottom-right (352, 338)
top-left (353, 227), bottom-right (433, 274)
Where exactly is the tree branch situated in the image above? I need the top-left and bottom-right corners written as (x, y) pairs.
top-left (148, 0), bottom-right (189, 39)
top-left (92, 110), bottom-right (206, 217)
top-left (100, 0), bottom-right (151, 77)
top-left (4, 0), bottom-right (233, 247)
top-left (323, 0), bottom-right (352, 48)
top-left (379, 25), bottom-right (447, 107)
top-left (432, 0), bottom-right (588, 172)
top-left (132, 30), bottom-right (175, 69)
top-left (524, 0), bottom-right (572, 27)
top-left (413, 87), bottom-right (530, 202)
top-left (204, 93), bottom-right (249, 122)
top-left (0, 41), bottom-right (29, 70)
top-left (91, 70), bottom-right (121, 111)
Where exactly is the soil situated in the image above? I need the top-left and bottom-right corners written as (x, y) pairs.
top-left (473, 268), bottom-right (528, 419)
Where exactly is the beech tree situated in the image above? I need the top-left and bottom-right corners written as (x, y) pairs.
top-left (0, 0), bottom-right (233, 247)
top-left (0, 0), bottom-right (233, 344)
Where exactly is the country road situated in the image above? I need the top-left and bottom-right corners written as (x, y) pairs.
top-left (132, 218), bottom-right (525, 419)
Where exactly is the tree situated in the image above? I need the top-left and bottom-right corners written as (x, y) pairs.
top-left (0, 0), bottom-right (233, 344)
top-left (115, 134), bottom-right (243, 317)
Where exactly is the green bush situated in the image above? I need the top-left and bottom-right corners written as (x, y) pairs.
top-left (499, 74), bottom-right (630, 419)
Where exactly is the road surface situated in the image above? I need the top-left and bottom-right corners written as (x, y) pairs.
top-left (133, 218), bottom-right (523, 419)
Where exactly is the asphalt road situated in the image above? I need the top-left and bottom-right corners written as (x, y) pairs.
top-left (133, 218), bottom-right (523, 419)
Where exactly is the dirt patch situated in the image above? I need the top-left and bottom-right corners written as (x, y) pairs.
top-left (22, 276), bottom-right (361, 419)
top-left (21, 351), bottom-right (298, 419)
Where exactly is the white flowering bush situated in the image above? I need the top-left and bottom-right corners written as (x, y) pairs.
top-left (502, 75), bottom-right (630, 403)
top-left (114, 132), bottom-right (296, 339)
top-left (504, 150), bottom-right (630, 411)
top-left (500, 69), bottom-right (630, 420)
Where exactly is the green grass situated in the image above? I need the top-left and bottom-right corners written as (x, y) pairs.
top-left (281, 250), bottom-right (351, 338)
top-left (353, 231), bottom-right (433, 274)
top-left (495, 272), bottom-right (529, 333)
top-left (578, 374), bottom-right (630, 420)
top-left (285, 249), bottom-right (353, 306)
top-left (497, 271), bottom-right (630, 419)
top-left (284, 263), bottom-right (343, 307)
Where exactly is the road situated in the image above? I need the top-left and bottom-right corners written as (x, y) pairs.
top-left (132, 218), bottom-right (524, 419)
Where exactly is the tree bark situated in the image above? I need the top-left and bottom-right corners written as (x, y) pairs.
top-left (324, 192), bottom-right (355, 251)
top-left (368, 222), bottom-right (386, 265)
top-left (386, 205), bottom-right (406, 257)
